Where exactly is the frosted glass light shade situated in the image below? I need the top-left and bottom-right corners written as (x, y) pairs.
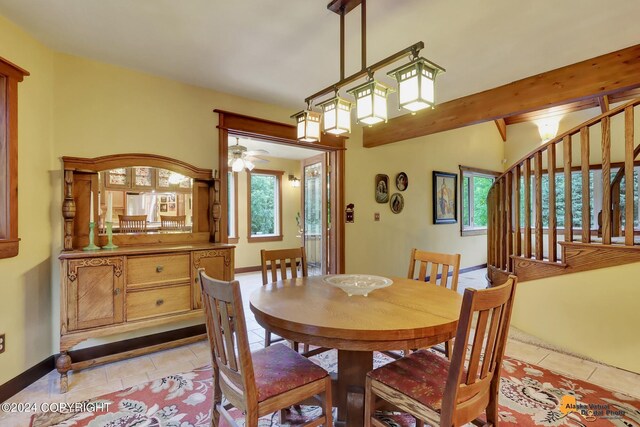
top-left (348, 80), bottom-right (392, 125)
top-left (294, 110), bottom-right (322, 142)
top-left (320, 96), bottom-right (352, 135)
top-left (231, 158), bottom-right (244, 172)
top-left (388, 57), bottom-right (442, 112)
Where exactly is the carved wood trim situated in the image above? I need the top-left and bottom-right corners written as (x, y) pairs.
top-left (67, 257), bottom-right (124, 282)
top-left (62, 153), bottom-right (214, 181)
top-left (192, 249), bottom-right (232, 268)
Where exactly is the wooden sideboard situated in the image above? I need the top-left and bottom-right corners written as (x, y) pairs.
top-left (57, 243), bottom-right (233, 392)
top-left (57, 153), bottom-right (229, 393)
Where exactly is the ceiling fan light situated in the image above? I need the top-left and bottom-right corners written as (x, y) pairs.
top-left (388, 57), bottom-right (443, 112)
top-left (293, 110), bottom-right (321, 142)
top-left (348, 80), bottom-right (392, 125)
top-left (231, 158), bottom-right (245, 172)
top-left (320, 96), bottom-right (352, 135)
top-left (244, 160), bottom-right (255, 171)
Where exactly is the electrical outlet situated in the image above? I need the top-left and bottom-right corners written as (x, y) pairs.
top-left (0, 334), bottom-right (5, 354)
top-left (374, 213), bottom-right (380, 221)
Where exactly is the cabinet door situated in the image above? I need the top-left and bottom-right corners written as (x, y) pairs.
top-left (192, 249), bottom-right (234, 309)
top-left (66, 257), bottom-right (125, 330)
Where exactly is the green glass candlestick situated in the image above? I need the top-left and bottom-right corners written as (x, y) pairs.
top-left (83, 221), bottom-right (100, 251)
top-left (102, 222), bottom-right (118, 249)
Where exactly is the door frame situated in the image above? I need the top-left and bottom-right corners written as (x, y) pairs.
top-left (214, 110), bottom-right (347, 274)
top-left (302, 153), bottom-right (328, 274)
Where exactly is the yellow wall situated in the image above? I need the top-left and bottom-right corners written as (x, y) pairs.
top-left (511, 262), bottom-right (640, 373)
top-left (0, 15), bottom-right (54, 386)
top-left (233, 157), bottom-right (303, 268)
top-left (344, 122), bottom-right (505, 276)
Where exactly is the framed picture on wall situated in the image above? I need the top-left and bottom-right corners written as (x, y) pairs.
top-left (160, 203), bottom-right (168, 213)
top-left (375, 174), bottom-right (389, 203)
top-left (433, 171), bottom-right (457, 224)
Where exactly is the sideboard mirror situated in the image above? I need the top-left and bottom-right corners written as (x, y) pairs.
top-left (62, 154), bottom-right (221, 250)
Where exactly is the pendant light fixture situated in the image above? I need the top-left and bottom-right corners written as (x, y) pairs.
top-left (293, 106), bottom-right (322, 142)
top-left (347, 79), bottom-right (393, 125)
top-left (294, 0), bottom-right (445, 141)
top-left (319, 94), bottom-right (353, 135)
top-left (387, 55), bottom-right (444, 113)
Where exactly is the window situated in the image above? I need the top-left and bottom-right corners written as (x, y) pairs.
top-left (460, 166), bottom-right (500, 236)
top-left (247, 170), bottom-right (283, 242)
top-left (227, 172), bottom-right (238, 243)
top-left (0, 57), bottom-right (28, 259)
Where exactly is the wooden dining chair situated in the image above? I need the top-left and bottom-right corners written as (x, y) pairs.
top-left (408, 248), bottom-right (461, 291)
top-left (260, 247), bottom-right (307, 350)
top-left (198, 269), bottom-right (333, 427)
top-left (118, 214), bottom-right (147, 232)
top-left (160, 214), bottom-right (186, 230)
top-left (364, 275), bottom-right (517, 427)
top-left (407, 248), bottom-right (461, 358)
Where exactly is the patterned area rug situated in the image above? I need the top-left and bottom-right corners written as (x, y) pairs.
top-left (31, 351), bottom-right (640, 426)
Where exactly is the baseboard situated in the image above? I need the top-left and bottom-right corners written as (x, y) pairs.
top-left (425, 263), bottom-right (487, 281)
top-left (235, 265), bottom-right (261, 274)
top-left (68, 324), bottom-right (206, 363)
top-left (0, 356), bottom-right (55, 403)
top-left (0, 324), bottom-right (206, 402)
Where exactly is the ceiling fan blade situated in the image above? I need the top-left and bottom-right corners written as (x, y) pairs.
top-left (245, 149), bottom-right (268, 156)
top-left (245, 156), bottom-right (269, 163)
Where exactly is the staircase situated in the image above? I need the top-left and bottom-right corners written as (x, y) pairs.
top-left (487, 99), bottom-right (640, 284)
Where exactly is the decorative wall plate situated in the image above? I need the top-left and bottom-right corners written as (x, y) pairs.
top-left (375, 174), bottom-right (389, 203)
top-left (324, 274), bottom-right (393, 296)
top-left (390, 193), bottom-right (404, 214)
top-left (396, 172), bottom-right (408, 191)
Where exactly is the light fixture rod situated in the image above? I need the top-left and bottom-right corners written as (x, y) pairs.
top-left (340, 7), bottom-right (345, 80)
top-left (305, 41), bottom-right (425, 104)
top-left (361, 0), bottom-right (366, 70)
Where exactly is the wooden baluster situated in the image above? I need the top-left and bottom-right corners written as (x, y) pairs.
top-left (601, 117), bottom-right (611, 245)
top-left (534, 151), bottom-right (543, 260)
top-left (505, 171), bottom-right (513, 271)
top-left (514, 165), bottom-right (521, 257)
top-left (625, 106), bottom-right (635, 246)
top-left (487, 189), bottom-right (494, 267)
top-left (501, 178), bottom-right (508, 270)
top-left (497, 179), bottom-right (504, 270)
top-left (492, 187), bottom-right (499, 266)
top-left (580, 127), bottom-right (591, 243)
top-left (523, 158), bottom-right (532, 258)
top-left (548, 144), bottom-right (557, 262)
top-left (563, 135), bottom-right (573, 246)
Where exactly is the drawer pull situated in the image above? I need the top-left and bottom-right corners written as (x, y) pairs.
top-left (156, 266), bottom-right (164, 273)
top-left (114, 288), bottom-right (121, 296)
top-left (156, 299), bottom-right (164, 306)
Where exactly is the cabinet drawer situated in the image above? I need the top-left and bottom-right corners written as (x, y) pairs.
top-left (127, 254), bottom-right (190, 287)
top-left (126, 284), bottom-right (191, 321)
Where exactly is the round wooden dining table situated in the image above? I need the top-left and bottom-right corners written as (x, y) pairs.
top-left (249, 275), bottom-right (463, 426)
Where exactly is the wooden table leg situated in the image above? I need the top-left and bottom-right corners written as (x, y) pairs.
top-left (336, 350), bottom-right (373, 427)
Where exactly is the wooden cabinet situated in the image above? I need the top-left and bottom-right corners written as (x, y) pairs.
top-left (64, 257), bottom-right (124, 331)
top-left (58, 244), bottom-right (234, 392)
top-left (192, 249), bottom-right (234, 309)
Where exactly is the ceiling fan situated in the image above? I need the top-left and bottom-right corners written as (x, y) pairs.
top-left (228, 137), bottom-right (269, 172)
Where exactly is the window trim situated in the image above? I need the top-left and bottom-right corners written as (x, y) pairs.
top-left (227, 171), bottom-right (239, 243)
top-left (0, 56), bottom-right (29, 259)
top-left (459, 166), bottom-right (501, 237)
top-left (247, 169), bottom-right (283, 243)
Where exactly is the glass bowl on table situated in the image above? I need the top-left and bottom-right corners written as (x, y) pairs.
top-left (323, 274), bottom-right (393, 296)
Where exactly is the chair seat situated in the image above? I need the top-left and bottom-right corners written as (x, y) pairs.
top-left (367, 350), bottom-right (451, 411)
top-left (253, 343), bottom-right (328, 402)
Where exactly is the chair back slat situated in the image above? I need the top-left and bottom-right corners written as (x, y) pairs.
top-left (198, 269), bottom-right (256, 405)
top-left (118, 214), bottom-right (147, 232)
top-left (440, 275), bottom-right (517, 427)
top-left (261, 247), bottom-right (308, 285)
top-left (408, 248), bottom-right (461, 291)
top-left (160, 214), bottom-right (186, 230)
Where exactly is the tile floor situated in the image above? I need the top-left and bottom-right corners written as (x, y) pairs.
top-left (1, 269), bottom-right (639, 426)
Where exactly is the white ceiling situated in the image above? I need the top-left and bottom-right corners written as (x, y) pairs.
top-left (0, 0), bottom-right (638, 112)
top-left (229, 136), bottom-right (323, 161)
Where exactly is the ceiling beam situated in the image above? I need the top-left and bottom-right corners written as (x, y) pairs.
top-left (363, 43), bottom-right (640, 148)
top-left (494, 119), bottom-right (507, 142)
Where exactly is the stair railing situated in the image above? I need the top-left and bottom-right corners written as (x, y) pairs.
top-left (487, 98), bottom-right (639, 277)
